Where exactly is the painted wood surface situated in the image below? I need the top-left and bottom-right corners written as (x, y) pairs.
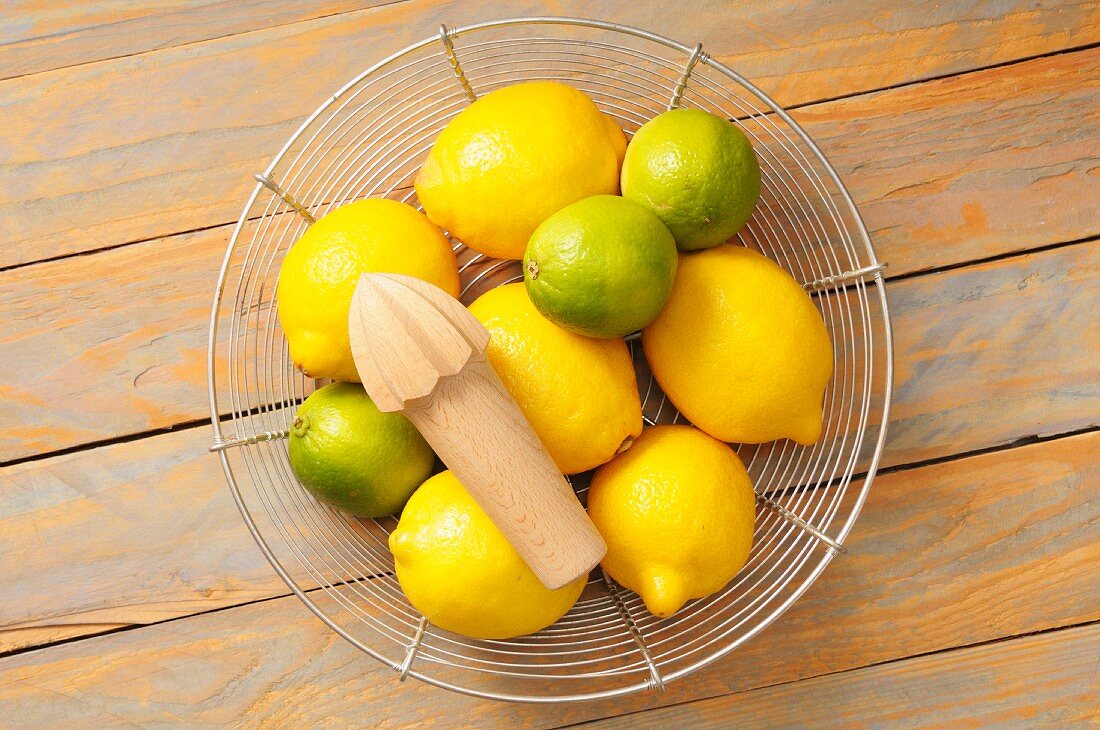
top-left (2, 3), bottom-right (1098, 725)
top-left (0, 427), bottom-right (285, 653)
top-left (1, 0), bottom-right (1097, 268)
top-left (798, 46), bottom-right (1100, 277)
top-left (0, 1), bottom-right (378, 81)
top-left (581, 624), bottom-right (1100, 729)
top-left (884, 242), bottom-right (1098, 464)
top-left (3, 49), bottom-right (1097, 462)
top-left (2, 426), bottom-right (1095, 725)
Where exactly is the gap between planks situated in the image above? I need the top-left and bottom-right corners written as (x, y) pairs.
top-left (1, 33), bottom-right (1097, 275)
top-left (555, 619), bottom-right (1100, 730)
top-left (1, 232), bottom-right (1095, 471)
top-left (1, 421), bottom-right (1093, 662)
top-left (780, 38), bottom-right (1100, 114)
top-left (0, 572), bottom-right (392, 662)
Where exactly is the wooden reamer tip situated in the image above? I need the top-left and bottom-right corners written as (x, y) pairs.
top-left (348, 273), bottom-right (606, 590)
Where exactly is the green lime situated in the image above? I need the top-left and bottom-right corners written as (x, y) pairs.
top-left (522, 195), bottom-right (678, 339)
top-left (621, 108), bottom-right (760, 251)
top-left (288, 382), bottom-right (434, 517)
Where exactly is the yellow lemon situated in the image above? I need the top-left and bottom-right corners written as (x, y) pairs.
top-left (469, 283), bottom-right (642, 474)
top-left (390, 470), bottom-right (587, 639)
top-left (588, 425), bottom-right (757, 618)
top-left (415, 81), bottom-right (626, 260)
top-left (276, 199), bottom-right (460, 382)
top-left (642, 245), bottom-right (833, 444)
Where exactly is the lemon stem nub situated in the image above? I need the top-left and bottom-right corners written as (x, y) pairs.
top-left (292, 415), bottom-right (309, 438)
top-left (526, 260), bottom-right (540, 280)
top-left (616, 435), bottom-right (635, 454)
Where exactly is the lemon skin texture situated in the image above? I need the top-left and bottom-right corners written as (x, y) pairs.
top-left (276, 198), bottom-right (460, 382)
top-left (390, 470), bottom-right (587, 639)
top-left (468, 283), bottom-right (643, 474)
top-left (588, 425), bottom-right (757, 618)
top-left (415, 81), bottom-right (626, 260)
top-left (642, 244), bottom-right (833, 445)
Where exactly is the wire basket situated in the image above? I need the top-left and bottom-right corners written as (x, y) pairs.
top-left (207, 17), bottom-right (893, 702)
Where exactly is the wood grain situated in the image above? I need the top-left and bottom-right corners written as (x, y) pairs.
top-left (3, 48), bottom-right (1097, 462)
top-left (350, 273), bottom-right (605, 588)
top-left (0, 427), bottom-right (284, 653)
top-left (885, 241), bottom-right (1098, 464)
top-left (0, 1), bottom-right (383, 81)
top-left (1, 426), bottom-right (1095, 723)
top-left (0, 225), bottom-right (231, 461)
top-left (796, 46), bottom-right (1100, 276)
top-left (1, 0), bottom-right (1096, 268)
top-left (4, 226), bottom-right (1097, 469)
top-left (580, 624), bottom-right (1100, 729)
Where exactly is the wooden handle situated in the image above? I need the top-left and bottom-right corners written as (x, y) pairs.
top-left (348, 273), bottom-right (606, 589)
top-left (403, 356), bottom-right (606, 589)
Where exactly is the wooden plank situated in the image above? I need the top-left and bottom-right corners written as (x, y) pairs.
top-left (3, 204), bottom-right (1097, 464)
top-left (0, 427), bottom-right (284, 653)
top-left (1, 427), bottom-right (1096, 724)
top-left (1, 0), bottom-right (1096, 268)
top-left (3, 50), bottom-right (1097, 461)
top-left (580, 624), bottom-right (1100, 729)
top-left (0, 1), bottom-right (385, 81)
top-left (795, 46), bottom-right (1100, 276)
top-left (0, 225), bottom-right (229, 461)
top-left (885, 241), bottom-right (1098, 464)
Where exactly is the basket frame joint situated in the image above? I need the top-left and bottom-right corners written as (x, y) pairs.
top-left (668, 43), bottom-right (706, 110)
top-left (396, 617), bottom-right (429, 681)
top-left (439, 24), bottom-right (478, 102)
top-left (253, 172), bottom-right (316, 224)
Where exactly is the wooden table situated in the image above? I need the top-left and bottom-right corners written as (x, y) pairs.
top-left (2, 1), bottom-right (1097, 726)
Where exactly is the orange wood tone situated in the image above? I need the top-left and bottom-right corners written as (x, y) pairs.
top-left (1, 1), bottom-right (1096, 268)
top-left (2, 429), bottom-right (1096, 725)
top-left (581, 624), bottom-right (1100, 729)
top-left (4, 50), bottom-right (1095, 461)
top-left (1, 2), bottom-right (1096, 725)
top-left (0, 1), bottom-right (378, 81)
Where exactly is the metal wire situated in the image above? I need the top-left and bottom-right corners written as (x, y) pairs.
top-left (206, 17), bottom-right (893, 702)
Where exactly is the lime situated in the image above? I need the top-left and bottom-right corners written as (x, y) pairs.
top-left (522, 195), bottom-right (678, 338)
top-left (288, 382), bottom-right (435, 517)
top-left (621, 108), bottom-right (760, 251)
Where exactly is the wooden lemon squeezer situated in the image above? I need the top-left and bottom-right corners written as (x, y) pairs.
top-left (348, 273), bottom-right (607, 590)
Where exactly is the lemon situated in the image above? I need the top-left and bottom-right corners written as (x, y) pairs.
top-left (523, 195), bottom-right (678, 339)
top-left (642, 245), bottom-right (833, 445)
top-left (588, 425), bottom-right (757, 618)
top-left (468, 283), bottom-right (642, 474)
top-left (622, 108), bottom-right (760, 251)
top-left (415, 81), bottom-right (626, 260)
top-left (276, 199), bottom-right (460, 382)
top-left (288, 382), bottom-right (434, 517)
top-left (390, 470), bottom-right (587, 639)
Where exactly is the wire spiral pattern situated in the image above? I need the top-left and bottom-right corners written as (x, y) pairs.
top-left (207, 18), bottom-right (893, 702)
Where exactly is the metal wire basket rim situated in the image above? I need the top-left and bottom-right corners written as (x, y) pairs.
top-left (205, 15), bottom-right (895, 703)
